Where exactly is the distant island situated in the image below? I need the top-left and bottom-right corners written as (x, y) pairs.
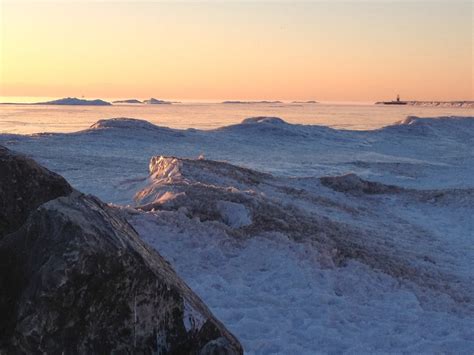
top-left (112, 99), bottom-right (142, 104)
top-left (221, 100), bottom-right (283, 104)
top-left (112, 98), bottom-right (178, 104)
top-left (0, 97), bottom-right (112, 106)
top-left (34, 97), bottom-right (111, 106)
top-left (292, 100), bottom-right (318, 104)
top-left (143, 98), bottom-right (173, 105)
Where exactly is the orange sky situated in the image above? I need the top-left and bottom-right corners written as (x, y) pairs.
top-left (0, 1), bottom-right (472, 101)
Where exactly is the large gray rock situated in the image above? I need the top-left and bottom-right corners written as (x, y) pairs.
top-left (0, 146), bottom-right (73, 237)
top-left (0, 147), bottom-right (242, 354)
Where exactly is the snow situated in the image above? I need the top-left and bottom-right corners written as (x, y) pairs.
top-left (216, 201), bottom-right (252, 228)
top-left (1, 115), bottom-right (473, 353)
top-left (88, 118), bottom-right (161, 131)
top-left (240, 116), bottom-right (288, 125)
top-left (130, 211), bottom-right (474, 354)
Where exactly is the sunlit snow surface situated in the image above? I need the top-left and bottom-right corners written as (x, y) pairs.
top-left (1, 115), bottom-right (473, 353)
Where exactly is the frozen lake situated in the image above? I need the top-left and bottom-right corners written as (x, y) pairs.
top-left (1, 99), bottom-right (473, 134)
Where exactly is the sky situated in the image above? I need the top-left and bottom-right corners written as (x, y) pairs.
top-left (0, 0), bottom-right (472, 101)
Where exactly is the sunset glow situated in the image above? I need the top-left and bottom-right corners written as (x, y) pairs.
top-left (1, 1), bottom-right (472, 101)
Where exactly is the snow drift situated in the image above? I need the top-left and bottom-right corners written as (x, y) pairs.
top-left (1, 116), bottom-right (473, 353)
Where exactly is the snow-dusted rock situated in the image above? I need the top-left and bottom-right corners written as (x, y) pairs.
top-left (320, 173), bottom-right (402, 195)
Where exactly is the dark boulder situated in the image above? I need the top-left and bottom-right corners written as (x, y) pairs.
top-left (0, 146), bottom-right (73, 237)
top-left (0, 147), bottom-right (242, 354)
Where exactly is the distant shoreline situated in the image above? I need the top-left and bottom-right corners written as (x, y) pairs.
top-left (1, 97), bottom-right (472, 108)
top-left (375, 100), bottom-right (474, 108)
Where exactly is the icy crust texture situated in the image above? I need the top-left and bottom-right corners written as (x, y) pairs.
top-left (1, 116), bottom-right (474, 353)
top-left (131, 154), bottom-right (474, 353)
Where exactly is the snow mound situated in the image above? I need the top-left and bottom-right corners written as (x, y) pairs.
top-left (137, 155), bottom-right (260, 203)
top-left (135, 156), bottom-right (265, 228)
top-left (216, 116), bottom-right (330, 138)
top-left (86, 118), bottom-right (184, 137)
top-left (240, 116), bottom-right (288, 125)
top-left (89, 118), bottom-right (161, 130)
top-left (376, 116), bottom-right (474, 144)
top-left (384, 116), bottom-right (474, 131)
top-left (395, 116), bottom-right (426, 126)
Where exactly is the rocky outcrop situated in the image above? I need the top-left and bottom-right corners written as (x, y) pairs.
top-left (0, 146), bottom-right (73, 236)
top-left (320, 173), bottom-right (402, 195)
top-left (0, 147), bottom-right (242, 354)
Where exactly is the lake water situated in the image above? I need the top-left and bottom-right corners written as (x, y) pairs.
top-left (0, 99), bottom-right (472, 134)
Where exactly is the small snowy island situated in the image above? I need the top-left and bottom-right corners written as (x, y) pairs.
top-left (112, 99), bottom-right (142, 104)
top-left (221, 100), bottom-right (283, 104)
top-left (143, 98), bottom-right (172, 105)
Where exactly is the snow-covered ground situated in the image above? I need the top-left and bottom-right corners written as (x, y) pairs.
top-left (1, 115), bottom-right (473, 353)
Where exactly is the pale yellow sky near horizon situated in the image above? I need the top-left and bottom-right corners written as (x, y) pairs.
top-left (0, 1), bottom-right (472, 101)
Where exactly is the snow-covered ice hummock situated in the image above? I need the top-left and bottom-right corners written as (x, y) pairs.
top-left (126, 151), bottom-right (474, 353)
top-left (1, 115), bottom-right (473, 353)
